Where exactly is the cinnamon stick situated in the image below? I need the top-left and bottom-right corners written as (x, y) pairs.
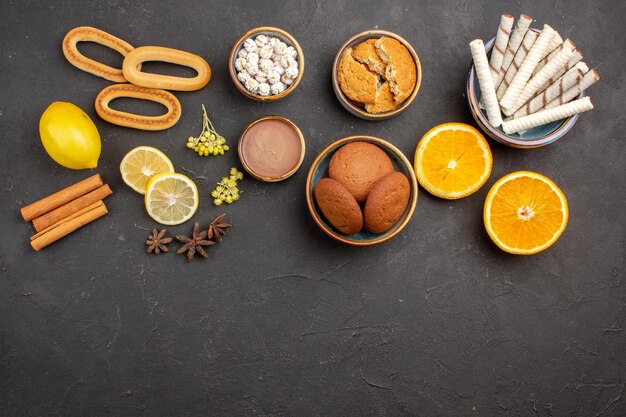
top-left (30, 201), bottom-right (104, 241)
top-left (20, 174), bottom-right (103, 221)
top-left (32, 184), bottom-right (112, 232)
top-left (31, 202), bottom-right (108, 251)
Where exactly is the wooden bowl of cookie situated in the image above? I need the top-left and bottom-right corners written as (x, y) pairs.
top-left (229, 26), bottom-right (304, 101)
top-left (306, 136), bottom-right (419, 246)
top-left (332, 30), bottom-right (422, 120)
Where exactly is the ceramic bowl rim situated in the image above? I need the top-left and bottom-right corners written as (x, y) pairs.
top-left (305, 135), bottom-right (419, 246)
top-left (331, 30), bottom-right (422, 120)
top-left (229, 26), bottom-right (304, 102)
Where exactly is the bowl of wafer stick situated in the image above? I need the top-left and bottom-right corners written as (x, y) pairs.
top-left (466, 14), bottom-right (599, 148)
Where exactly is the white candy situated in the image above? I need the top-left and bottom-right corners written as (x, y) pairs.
top-left (271, 82), bottom-right (285, 95)
top-left (245, 61), bottom-right (258, 76)
top-left (278, 55), bottom-right (290, 68)
top-left (281, 74), bottom-right (293, 86)
top-left (259, 45), bottom-right (273, 59)
top-left (259, 58), bottom-right (274, 73)
top-left (273, 64), bottom-right (284, 75)
top-left (285, 65), bottom-right (299, 79)
top-left (245, 78), bottom-right (259, 93)
top-left (238, 49), bottom-right (248, 59)
top-left (255, 34), bottom-right (268, 47)
top-left (258, 82), bottom-right (271, 96)
top-left (268, 37), bottom-right (280, 48)
top-left (237, 70), bottom-right (251, 83)
top-left (234, 57), bottom-right (247, 72)
top-left (255, 74), bottom-right (268, 83)
top-left (285, 46), bottom-right (297, 59)
top-left (243, 38), bottom-right (257, 53)
top-left (267, 70), bottom-right (280, 84)
top-left (247, 52), bottom-right (259, 63)
top-left (274, 42), bottom-right (288, 56)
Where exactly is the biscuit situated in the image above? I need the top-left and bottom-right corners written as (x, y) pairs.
top-left (329, 141), bottom-right (394, 203)
top-left (337, 48), bottom-right (379, 104)
top-left (352, 39), bottom-right (386, 77)
top-left (363, 172), bottom-right (410, 234)
top-left (365, 81), bottom-right (398, 114)
top-left (375, 36), bottom-right (417, 103)
top-left (314, 178), bottom-right (363, 235)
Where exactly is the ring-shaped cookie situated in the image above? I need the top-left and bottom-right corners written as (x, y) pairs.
top-left (122, 46), bottom-right (212, 91)
top-left (95, 84), bottom-right (181, 131)
top-left (62, 26), bottom-right (137, 83)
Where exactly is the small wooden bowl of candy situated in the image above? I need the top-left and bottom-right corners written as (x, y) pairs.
top-left (229, 26), bottom-right (304, 101)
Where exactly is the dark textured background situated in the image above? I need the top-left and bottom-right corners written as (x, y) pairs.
top-left (1, 0), bottom-right (624, 416)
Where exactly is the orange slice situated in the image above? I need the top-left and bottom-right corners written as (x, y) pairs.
top-left (414, 123), bottom-right (492, 199)
top-left (484, 171), bottom-right (569, 255)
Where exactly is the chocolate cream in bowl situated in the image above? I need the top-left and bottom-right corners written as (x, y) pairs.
top-left (239, 117), bottom-right (304, 181)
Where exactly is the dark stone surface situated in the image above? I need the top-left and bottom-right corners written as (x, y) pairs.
top-left (1, 0), bottom-right (624, 416)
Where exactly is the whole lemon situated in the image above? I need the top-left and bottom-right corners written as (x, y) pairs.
top-left (39, 102), bottom-right (101, 169)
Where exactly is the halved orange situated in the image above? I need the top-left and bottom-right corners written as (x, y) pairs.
top-left (414, 123), bottom-right (492, 199)
top-left (484, 171), bottom-right (569, 255)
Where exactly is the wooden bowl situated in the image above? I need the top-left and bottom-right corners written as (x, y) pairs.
top-left (332, 30), bottom-right (422, 120)
top-left (237, 115), bottom-right (305, 182)
top-left (466, 29), bottom-right (583, 149)
top-left (229, 26), bottom-right (304, 102)
top-left (305, 136), bottom-right (418, 246)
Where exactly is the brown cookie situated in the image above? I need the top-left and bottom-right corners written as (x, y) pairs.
top-left (337, 47), bottom-right (379, 105)
top-left (314, 178), bottom-right (363, 235)
top-left (375, 36), bottom-right (417, 104)
top-left (352, 39), bottom-right (386, 77)
top-left (365, 81), bottom-right (398, 114)
top-left (328, 141), bottom-right (394, 203)
top-left (363, 172), bottom-right (410, 234)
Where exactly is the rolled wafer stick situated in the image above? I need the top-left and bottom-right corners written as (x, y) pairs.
top-left (505, 46), bottom-right (576, 115)
top-left (532, 39), bottom-right (575, 77)
top-left (502, 96), bottom-right (593, 134)
top-left (32, 184), bottom-right (112, 232)
top-left (512, 62), bottom-right (588, 118)
top-left (544, 69), bottom-right (599, 110)
top-left (31, 202), bottom-right (108, 251)
top-left (495, 14), bottom-right (532, 88)
top-left (489, 14), bottom-right (514, 86)
top-left (501, 25), bottom-right (556, 110)
top-left (535, 50), bottom-right (583, 95)
top-left (470, 39), bottom-right (503, 127)
top-left (496, 30), bottom-right (538, 100)
top-left (20, 174), bottom-right (103, 221)
top-left (30, 201), bottom-right (104, 241)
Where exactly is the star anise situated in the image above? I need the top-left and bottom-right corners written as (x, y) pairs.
top-left (176, 222), bottom-right (214, 261)
top-left (146, 229), bottom-right (172, 254)
top-left (207, 213), bottom-right (231, 241)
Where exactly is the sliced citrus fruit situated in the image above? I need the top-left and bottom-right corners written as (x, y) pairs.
top-left (120, 146), bottom-right (175, 194)
top-left (484, 171), bottom-right (569, 255)
top-left (145, 173), bottom-right (198, 225)
top-left (414, 123), bottom-right (492, 199)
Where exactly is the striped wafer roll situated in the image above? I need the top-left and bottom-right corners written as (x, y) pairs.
top-left (495, 14), bottom-right (532, 88)
top-left (501, 25), bottom-right (556, 110)
top-left (544, 69), bottom-right (599, 110)
top-left (502, 96), bottom-right (593, 134)
top-left (470, 39), bottom-right (503, 127)
top-left (532, 39), bottom-right (575, 76)
top-left (505, 46), bottom-right (576, 115)
top-left (496, 30), bottom-right (538, 100)
top-left (535, 50), bottom-right (584, 94)
top-left (513, 62), bottom-right (588, 118)
top-left (489, 14), bottom-right (514, 86)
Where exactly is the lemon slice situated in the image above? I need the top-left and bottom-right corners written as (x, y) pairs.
top-left (120, 146), bottom-right (175, 194)
top-left (145, 173), bottom-right (198, 225)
